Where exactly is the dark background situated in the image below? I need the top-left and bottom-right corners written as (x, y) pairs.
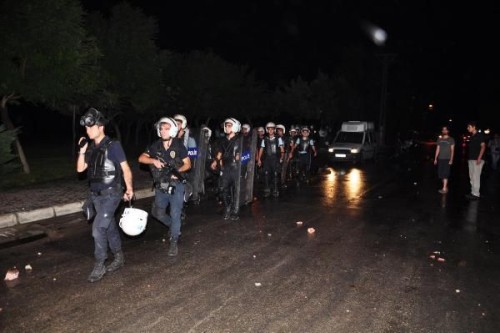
top-left (15, 1), bottom-right (500, 142)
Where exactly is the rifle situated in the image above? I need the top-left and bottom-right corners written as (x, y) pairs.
top-left (161, 157), bottom-right (187, 183)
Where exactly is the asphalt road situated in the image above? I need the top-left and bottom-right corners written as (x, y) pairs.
top-left (1, 153), bottom-right (499, 333)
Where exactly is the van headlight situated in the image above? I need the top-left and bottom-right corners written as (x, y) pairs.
top-left (328, 148), bottom-right (334, 153)
top-left (350, 148), bottom-right (359, 154)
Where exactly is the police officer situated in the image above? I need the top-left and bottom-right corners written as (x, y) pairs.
top-left (257, 122), bottom-right (285, 197)
top-left (290, 126), bottom-right (317, 182)
top-left (211, 118), bottom-right (242, 220)
top-left (77, 108), bottom-right (134, 283)
top-left (138, 117), bottom-right (191, 256)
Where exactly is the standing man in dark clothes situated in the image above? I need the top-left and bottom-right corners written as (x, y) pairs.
top-left (433, 125), bottom-right (455, 194)
top-left (465, 121), bottom-right (486, 200)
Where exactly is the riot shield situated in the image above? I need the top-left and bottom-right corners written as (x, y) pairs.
top-left (238, 129), bottom-right (257, 207)
top-left (189, 127), bottom-right (210, 203)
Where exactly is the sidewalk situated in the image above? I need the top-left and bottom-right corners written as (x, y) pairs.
top-left (0, 163), bottom-right (155, 230)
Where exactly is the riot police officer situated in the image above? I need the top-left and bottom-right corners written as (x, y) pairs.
top-left (211, 118), bottom-right (242, 220)
top-left (138, 117), bottom-right (191, 256)
top-left (257, 122), bottom-right (285, 197)
top-left (290, 126), bottom-right (317, 182)
top-left (77, 107), bottom-right (134, 283)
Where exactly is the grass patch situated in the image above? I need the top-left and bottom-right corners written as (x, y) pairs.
top-left (0, 155), bottom-right (77, 190)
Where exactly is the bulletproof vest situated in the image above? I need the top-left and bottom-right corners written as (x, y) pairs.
top-left (264, 136), bottom-right (280, 159)
top-left (298, 137), bottom-right (312, 153)
top-left (88, 137), bottom-right (121, 186)
top-left (221, 135), bottom-right (240, 165)
top-left (150, 139), bottom-right (184, 185)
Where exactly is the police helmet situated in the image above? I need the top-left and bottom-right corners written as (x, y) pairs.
top-left (80, 108), bottom-right (108, 127)
top-left (276, 124), bottom-right (286, 134)
top-left (224, 118), bottom-right (241, 134)
top-left (242, 124), bottom-right (251, 132)
top-left (119, 207), bottom-right (148, 236)
top-left (201, 125), bottom-right (212, 138)
top-left (173, 114), bottom-right (187, 130)
top-left (257, 127), bottom-right (265, 134)
top-left (265, 122), bottom-right (276, 133)
top-left (155, 117), bottom-right (179, 138)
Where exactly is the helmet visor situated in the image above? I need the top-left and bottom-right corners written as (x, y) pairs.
top-left (80, 114), bottom-right (97, 127)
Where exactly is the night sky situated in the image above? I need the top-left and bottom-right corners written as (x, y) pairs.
top-left (15, 0), bottom-right (470, 136)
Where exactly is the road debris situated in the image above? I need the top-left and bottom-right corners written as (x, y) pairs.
top-left (455, 289), bottom-right (460, 293)
top-left (307, 228), bottom-right (315, 234)
top-left (429, 251), bottom-right (446, 263)
top-left (25, 264), bottom-right (33, 272)
top-left (4, 267), bottom-right (19, 281)
top-left (37, 252), bottom-right (42, 256)
top-left (255, 282), bottom-right (262, 287)
top-left (296, 221), bottom-right (303, 226)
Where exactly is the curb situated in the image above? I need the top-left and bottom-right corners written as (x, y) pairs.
top-left (0, 188), bottom-right (155, 229)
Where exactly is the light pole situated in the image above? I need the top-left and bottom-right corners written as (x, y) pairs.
top-left (376, 53), bottom-right (397, 145)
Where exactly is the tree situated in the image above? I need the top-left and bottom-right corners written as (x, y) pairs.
top-left (0, 0), bottom-right (92, 173)
top-left (86, 2), bottom-right (163, 144)
top-left (162, 50), bottom-right (268, 125)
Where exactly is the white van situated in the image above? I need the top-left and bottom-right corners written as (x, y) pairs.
top-left (327, 121), bottom-right (378, 163)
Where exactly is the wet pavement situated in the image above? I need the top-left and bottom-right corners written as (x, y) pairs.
top-left (1, 153), bottom-right (500, 332)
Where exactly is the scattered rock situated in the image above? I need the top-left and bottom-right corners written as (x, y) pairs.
top-left (4, 267), bottom-right (19, 281)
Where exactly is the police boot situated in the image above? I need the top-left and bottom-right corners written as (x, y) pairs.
top-left (106, 251), bottom-right (124, 272)
top-left (88, 261), bottom-right (106, 283)
top-left (168, 238), bottom-right (178, 257)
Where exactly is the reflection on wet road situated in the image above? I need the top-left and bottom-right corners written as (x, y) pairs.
top-left (321, 167), bottom-right (365, 206)
top-left (1, 154), bottom-right (499, 332)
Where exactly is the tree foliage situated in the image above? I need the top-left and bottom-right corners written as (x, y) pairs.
top-left (86, 2), bottom-right (163, 114)
top-left (162, 51), bottom-right (267, 125)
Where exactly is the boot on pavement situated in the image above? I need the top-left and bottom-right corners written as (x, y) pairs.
top-left (106, 251), bottom-right (125, 272)
top-left (88, 261), bottom-right (106, 283)
top-left (168, 238), bottom-right (178, 257)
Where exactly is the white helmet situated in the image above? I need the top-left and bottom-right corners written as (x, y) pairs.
top-left (119, 207), bottom-right (148, 236)
top-left (173, 114), bottom-right (187, 129)
top-left (224, 118), bottom-right (241, 134)
top-left (242, 123), bottom-right (251, 131)
top-left (257, 126), bottom-right (265, 134)
top-left (290, 127), bottom-right (297, 134)
top-left (265, 122), bottom-right (276, 133)
top-left (156, 117), bottom-right (178, 138)
top-left (201, 125), bottom-right (212, 138)
top-left (276, 124), bottom-right (286, 134)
